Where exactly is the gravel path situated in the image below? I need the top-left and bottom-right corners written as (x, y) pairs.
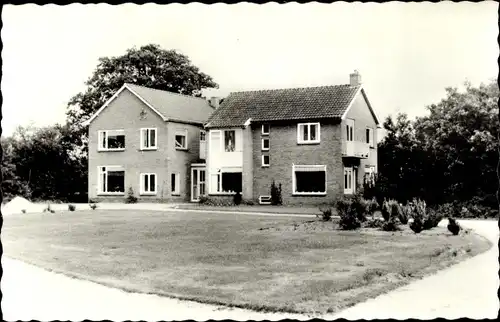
top-left (2, 204), bottom-right (498, 320)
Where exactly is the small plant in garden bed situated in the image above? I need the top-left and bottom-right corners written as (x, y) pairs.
top-left (381, 200), bottom-right (401, 231)
top-left (366, 197), bottom-right (379, 219)
top-left (270, 180), bottom-right (283, 205)
top-left (21, 209), bottom-right (26, 214)
top-left (447, 217), bottom-right (461, 235)
top-left (43, 203), bottom-right (55, 213)
top-left (89, 203), bottom-right (98, 210)
top-left (68, 204), bottom-right (76, 211)
top-left (125, 187), bottom-right (138, 204)
top-left (363, 218), bottom-right (384, 228)
top-left (337, 197), bottom-right (361, 230)
top-left (318, 204), bottom-right (333, 221)
top-left (352, 189), bottom-right (369, 223)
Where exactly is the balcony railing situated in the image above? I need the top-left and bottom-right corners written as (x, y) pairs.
top-left (343, 141), bottom-right (370, 158)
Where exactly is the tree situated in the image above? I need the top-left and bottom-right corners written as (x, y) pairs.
top-left (66, 44), bottom-right (218, 126)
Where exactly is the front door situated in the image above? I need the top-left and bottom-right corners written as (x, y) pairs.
top-left (191, 168), bottom-right (206, 202)
top-left (344, 167), bottom-right (356, 195)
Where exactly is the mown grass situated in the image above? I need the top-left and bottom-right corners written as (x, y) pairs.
top-left (2, 210), bottom-right (491, 314)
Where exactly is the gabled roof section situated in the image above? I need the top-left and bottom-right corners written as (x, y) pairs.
top-left (205, 84), bottom-right (362, 128)
top-left (84, 83), bottom-right (214, 126)
top-left (340, 87), bottom-right (381, 127)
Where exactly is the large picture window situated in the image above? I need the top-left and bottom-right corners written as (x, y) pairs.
top-left (293, 165), bottom-right (326, 195)
top-left (98, 166), bottom-right (125, 194)
top-left (210, 169), bottom-right (242, 194)
top-left (98, 130), bottom-right (125, 151)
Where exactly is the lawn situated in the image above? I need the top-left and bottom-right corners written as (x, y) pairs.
top-left (2, 210), bottom-right (491, 314)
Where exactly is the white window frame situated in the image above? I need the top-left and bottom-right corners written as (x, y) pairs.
top-left (262, 155), bottom-right (270, 167)
top-left (175, 129), bottom-right (188, 150)
top-left (140, 128), bottom-right (158, 150)
top-left (261, 138), bottom-right (270, 151)
top-left (224, 130), bottom-right (237, 152)
top-left (98, 130), bottom-right (125, 151)
top-left (366, 127), bottom-right (374, 148)
top-left (261, 124), bottom-right (270, 135)
top-left (171, 173), bottom-right (180, 195)
top-left (209, 168), bottom-right (242, 195)
top-left (346, 119), bottom-right (354, 142)
top-left (292, 164), bottom-right (327, 196)
top-left (97, 165), bottom-right (125, 195)
top-left (344, 167), bottom-right (355, 194)
top-left (297, 122), bottom-right (321, 144)
top-left (140, 173), bottom-right (157, 195)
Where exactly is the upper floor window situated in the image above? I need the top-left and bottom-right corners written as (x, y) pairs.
top-left (366, 127), bottom-right (374, 148)
top-left (98, 130), bottom-right (125, 151)
top-left (297, 122), bottom-right (320, 144)
top-left (140, 128), bottom-right (157, 150)
top-left (175, 129), bottom-right (188, 150)
top-left (200, 130), bottom-right (206, 142)
top-left (224, 130), bottom-right (236, 152)
top-left (262, 124), bottom-right (270, 135)
top-left (346, 119), bottom-right (354, 142)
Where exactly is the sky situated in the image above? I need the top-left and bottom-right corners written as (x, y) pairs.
top-left (1, 2), bottom-right (498, 136)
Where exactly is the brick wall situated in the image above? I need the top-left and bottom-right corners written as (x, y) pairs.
top-left (251, 120), bottom-right (344, 206)
top-left (88, 88), bottom-right (204, 203)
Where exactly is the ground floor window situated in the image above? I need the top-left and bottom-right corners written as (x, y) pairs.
top-left (98, 166), bottom-right (125, 194)
top-left (210, 168), bottom-right (242, 193)
top-left (171, 173), bottom-right (180, 195)
top-left (140, 173), bottom-right (157, 194)
top-left (364, 166), bottom-right (376, 185)
top-left (293, 165), bottom-right (326, 195)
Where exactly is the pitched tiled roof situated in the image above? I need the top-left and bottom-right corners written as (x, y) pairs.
top-left (206, 84), bottom-right (362, 128)
top-left (125, 83), bottom-right (214, 124)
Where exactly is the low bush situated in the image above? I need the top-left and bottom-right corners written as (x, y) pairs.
top-left (68, 204), bottom-right (76, 211)
top-left (447, 217), bottom-right (461, 235)
top-left (125, 187), bottom-right (138, 204)
top-left (337, 197), bottom-right (361, 230)
top-left (423, 208), bottom-right (443, 229)
top-left (243, 199), bottom-right (255, 206)
top-left (366, 197), bottom-right (379, 219)
top-left (270, 181), bottom-right (283, 205)
top-left (381, 199), bottom-right (401, 231)
top-left (409, 198), bottom-right (427, 233)
top-left (21, 209), bottom-right (26, 214)
top-left (197, 196), bottom-right (234, 206)
top-left (89, 203), bottom-right (98, 210)
top-left (318, 204), bottom-right (333, 221)
top-left (363, 218), bottom-right (384, 228)
top-left (352, 191), bottom-right (369, 223)
top-left (233, 192), bottom-right (242, 206)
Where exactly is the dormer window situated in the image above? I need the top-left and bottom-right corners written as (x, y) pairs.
top-left (297, 122), bottom-right (320, 144)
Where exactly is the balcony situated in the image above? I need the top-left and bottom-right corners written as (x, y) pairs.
top-left (343, 141), bottom-right (369, 158)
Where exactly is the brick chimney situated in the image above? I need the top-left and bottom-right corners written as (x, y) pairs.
top-left (209, 96), bottom-right (220, 109)
top-left (350, 70), bottom-right (362, 86)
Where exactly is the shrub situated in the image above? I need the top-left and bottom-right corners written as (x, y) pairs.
top-left (423, 207), bottom-right (443, 229)
top-left (243, 199), bottom-right (255, 206)
top-left (447, 217), bottom-right (461, 235)
top-left (270, 181), bottom-right (283, 205)
top-left (337, 197), bottom-right (361, 230)
top-left (68, 204), bottom-right (76, 211)
top-left (366, 198), bottom-right (379, 218)
top-left (89, 203), bottom-right (97, 210)
top-left (125, 187), bottom-right (138, 204)
top-left (198, 195), bottom-right (210, 204)
top-left (352, 191), bottom-right (369, 222)
top-left (363, 218), bottom-right (384, 228)
top-left (381, 199), bottom-right (390, 221)
top-left (21, 209), bottom-right (26, 214)
top-left (381, 199), bottom-right (401, 231)
top-left (233, 191), bottom-right (242, 205)
top-left (400, 203), bottom-right (413, 225)
top-left (318, 204), bottom-right (333, 221)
